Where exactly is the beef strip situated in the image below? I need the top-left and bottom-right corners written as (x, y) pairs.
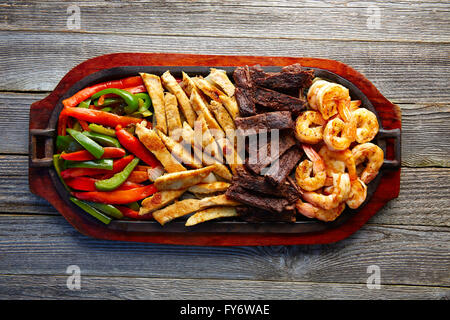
top-left (254, 86), bottom-right (307, 115)
top-left (264, 146), bottom-right (303, 186)
top-left (234, 165), bottom-right (300, 203)
top-left (235, 87), bottom-right (256, 116)
top-left (245, 130), bottom-right (296, 174)
top-left (225, 184), bottom-right (290, 213)
top-left (233, 66), bottom-right (256, 116)
top-left (250, 63), bottom-right (314, 90)
top-left (236, 205), bottom-right (296, 223)
top-left (235, 111), bottom-right (294, 135)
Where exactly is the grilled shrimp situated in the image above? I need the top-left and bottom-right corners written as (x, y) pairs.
top-left (295, 199), bottom-right (346, 222)
top-left (352, 108), bottom-right (379, 143)
top-left (295, 144), bottom-right (326, 191)
top-left (346, 178), bottom-right (367, 209)
top-left (294, 110), bottom-right (326, 144)
top-left (323, 117), bottom-right (357, 151)
top-left (307, 80), bottom-right (351, 120)
top-left (302, 173), bottom-right (351, 210)
top-left (352, 142), bottom-right (384, 184)
top-left (307, 79), bottom-right (329, 110)
top-left (319, 145), bottom-right (357, 184)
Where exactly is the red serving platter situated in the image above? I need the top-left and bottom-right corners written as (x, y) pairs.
top-left (28, 53), bottom-right (401, 246)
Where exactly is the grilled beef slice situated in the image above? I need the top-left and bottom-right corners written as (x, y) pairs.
top-left (235, 87), bottom-right (256, 116)
top-left (249, 63), bottom-right (314, 90)
top-left (226, 184), bottom-right (290, 213)
top-left (234, 111), bottom-right (294, 135)
top-left (264, 146), bottom-right (303, 186)
top-left (254, 86), bottom-right (307, 115)
top-left (236, 206), bottom-right (296, 223)
top-left (245, 130), bottom-right (296, 174)
top-left (234, 165), bottom-right (300, 203)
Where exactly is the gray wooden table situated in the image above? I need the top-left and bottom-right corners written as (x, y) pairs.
top-left (0, 0), bottom-right (449, 300)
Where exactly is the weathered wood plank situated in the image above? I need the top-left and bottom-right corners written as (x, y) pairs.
top-left (2, 154), bottom-right (450, 226)
top-left (0, 274), bottom-right (448, 300)
top-left (0, 214), bottom-right (448, 287)
top-left (2, 93), bottom-right (448, 167)
top-left (1, 1), bottom-right (449, 43)
top-left (0, 32), bottom-right (448, 103)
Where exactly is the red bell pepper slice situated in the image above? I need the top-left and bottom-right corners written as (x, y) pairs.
top-left (116, 206), bottom-right (153, 220)
top-left (115, 125), bottom-right (160, 168)
top-left (63, 107), bottom-right (143, 128)
top-left (126, 170), bottom-right (149, 183)
top-left (61, 147), bottom-right (126, 161)
top-left (61, 155), bottom-right (134, 179)
top-left (62, 76), bottom-right (144, 108)
top-left (72, 184), bottom-right (157, 204)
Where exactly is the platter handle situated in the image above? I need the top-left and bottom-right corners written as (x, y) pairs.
top-left (378, 128), bottom-right (401, 169)
top-left (29, 128), bottom-right (55, 167)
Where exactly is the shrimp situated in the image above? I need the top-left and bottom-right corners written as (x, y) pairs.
top-left (295, 199), bottom-right (346, 222)
top-left (352, 108), bottom-right (379, 143)
top-left (307, 80), bottom-right (351, 120)
top-left (307, 79), bottom-right (329, 110)
top-left (346, 178), bottom-right (367, 209)
top-left (319, 145), bottom-right (357, 184)
top-left (295, 144), bottom-right (326, 191)
top-left (301, 173), bottom-right (351, 210)
top-left (349, 100), bottom-right (361, 112)
top-left (352, 142), bottom-right (384, 184)
top-left (294, 110), bottom-right (326, 144)
top-left (323, 117), bottom-right (356, 151)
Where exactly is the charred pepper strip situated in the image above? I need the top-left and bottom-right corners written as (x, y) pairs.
top-left (115, 125), bottom-right (160, 168)
top-left (62, 76), bottom-right (143, 108)
top-left (63, 107), bottom-right (143, 128)
top-left (91, 88), bottom-right (139, 114)
top-left (95, 157), bottom-right (140, 191)
top-left (72, 184), bottom-right (157, 204)
top-left (66, 128), bottom-right (104, 159)
top-left (70, 197), bottom-right (112, 224)
top-left (65, 177), bottom-right (144, 191)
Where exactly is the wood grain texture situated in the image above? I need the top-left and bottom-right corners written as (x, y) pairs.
top-left (0, 275), bottom-right (448, 300)
top-left (0, 32), bottom-right (449, 103)
top-left (0, 215), bottom-right (448, 287)
top-left (1, 1), bottom-right (449, 42)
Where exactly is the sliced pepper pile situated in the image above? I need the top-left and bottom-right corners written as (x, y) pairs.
top-left (55, 75), bottom-right (160, 224)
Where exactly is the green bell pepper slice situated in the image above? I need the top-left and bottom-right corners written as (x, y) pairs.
top-left (88, 124), bottom-right (116, 137)
top-left (93, 97), bottom-right (121, 107)
top-left (78, 99), bottom-right (91, 109)
top-left (86, 202), bottom-right (123, 219)
top-left (66, 128), bottom-right (104, 159)
top-left (127, 201), bottom-right (140, 211)
top-left (82, 130), bottom-right (121, 148)
top-left (91, 88), bottom-right (139, 114)
top-left (56, 135), bottom-right (83, 153)
top-left (94, 157), bottom-right (139, 191)
top-left (53, 154), bottom-right (70, 191)
top-left (70, 197), bottom-right (112, 225)
top-left (64, 159), bottom-right (113, 170)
